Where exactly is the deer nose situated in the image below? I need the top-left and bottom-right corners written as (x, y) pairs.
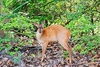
top-left (39, 28), bottom-right (42, 33)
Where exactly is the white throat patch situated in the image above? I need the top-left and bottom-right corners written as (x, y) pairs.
top-left (36, 30), bottom-right (43, 46)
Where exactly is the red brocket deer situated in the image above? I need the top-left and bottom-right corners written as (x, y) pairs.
top-left (34, 21), bottom-right (72, 64)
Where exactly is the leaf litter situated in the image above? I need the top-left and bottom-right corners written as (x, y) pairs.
top-left (0, 36), bottom-right (100, 67)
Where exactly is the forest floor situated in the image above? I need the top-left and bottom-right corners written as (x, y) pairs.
top-left (0, 37), bottom-right (100, 67)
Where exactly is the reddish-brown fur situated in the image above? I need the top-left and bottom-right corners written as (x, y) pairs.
top-left (34, 21), bottom-right (72, 64)
top-left (41, 25), bottom-right (71, 42)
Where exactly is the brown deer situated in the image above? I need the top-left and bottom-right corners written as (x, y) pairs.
top-left (34, 21), bottom-right (72, 64)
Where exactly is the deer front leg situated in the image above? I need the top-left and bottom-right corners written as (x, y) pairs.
top-left (41, 43), bottom-right (48, 62)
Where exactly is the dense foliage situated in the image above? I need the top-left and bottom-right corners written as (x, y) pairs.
top-left (0, 0), bottom-right (100, 61)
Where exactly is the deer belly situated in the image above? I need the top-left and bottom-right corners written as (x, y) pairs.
top-left (49, 37), bottom-right (57, 42)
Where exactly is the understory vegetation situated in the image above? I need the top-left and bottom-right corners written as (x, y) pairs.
top-left (0, 0), bottom-right (100, 66)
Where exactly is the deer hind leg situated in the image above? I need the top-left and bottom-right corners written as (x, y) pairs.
top-left (41, 43), bottom-right (48, 62)
top-left (58, 39), bottom-right (72, 64)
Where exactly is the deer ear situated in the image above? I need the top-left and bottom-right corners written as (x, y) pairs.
top-left (41, 20), bottom-right (45, 26)
top-left (34, 22), bottom-right (38, 27)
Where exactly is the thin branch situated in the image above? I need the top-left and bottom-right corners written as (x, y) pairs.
top-left (13, 1), bottom-right (29, 13)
